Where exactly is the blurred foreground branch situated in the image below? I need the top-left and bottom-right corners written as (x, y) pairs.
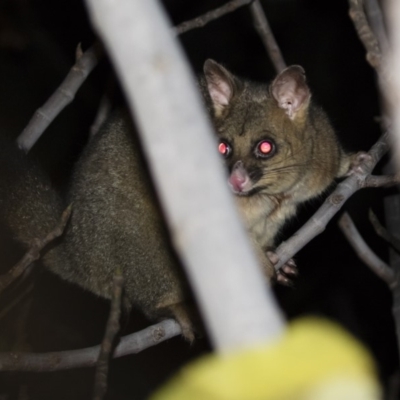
top-left (84, 0), bottom-right (285, 352)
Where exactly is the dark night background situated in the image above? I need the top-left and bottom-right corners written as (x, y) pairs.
top-left (0, 0), bottom-right (396, 399)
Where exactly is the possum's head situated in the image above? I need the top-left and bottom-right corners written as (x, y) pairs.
top-left (202, 59), bottom-right (336, 199)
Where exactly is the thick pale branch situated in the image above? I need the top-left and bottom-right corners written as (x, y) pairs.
top-left (338, 212), bottom-right (395, 286)
top-left (17, 44), bottom-right (103, 153)
top-left (0, 320), bottom-right (181, 372)
top-left (174, 0), bottom-right (254, 35)
top-left (249, 0), bottom-right (286, 73)
top-left (0, 205), bottom-right (72, 294)
top-left (85, 0), bottom-right (284, 352)
top-left (275, 132), bottom-right (390, 270)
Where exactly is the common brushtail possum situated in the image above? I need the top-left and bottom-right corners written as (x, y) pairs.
top-left (201, 60), bottom-right (355, 284)
top-left (0, 60), bottom-right (354, 341)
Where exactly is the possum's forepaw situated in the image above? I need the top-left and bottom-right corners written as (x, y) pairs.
top-left (345, 151), bottom-right (372, 176)
top-left (267, 251), bottom-right (298, 287)
top-left (277, 259), bottom-right (298, 287)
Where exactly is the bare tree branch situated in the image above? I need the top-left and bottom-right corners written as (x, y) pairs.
top-left (92, 269), bottom-right (123, 400)
top-left (17, 43), bottom-right (104, 153)
top-left (174, 0), bottom-right (254, 35)
top-left (364, 0), bottom-right (389, 55)
top-left (249, 0), bottom-right (286, 73)
top-left (275, 132), bottom-right (390, 270)
top-left (0, 319), bottom-right (181, 372)
top-left (384, 1), bottom-right (400, 170)
top-left (349, 0), bottom-right (382, 71)
top-left (0, 205), bottom-right (72, 295)
top-left (338, 212), bottom-right (395, 286)
top-left (369, 209), bottom-right (400, 253)
top-left (85, 0), bottom-right (285, 352)
top-left (89, 94), bottom-right (112, 139)
top-left (364, 173), bottom-right (400, 187)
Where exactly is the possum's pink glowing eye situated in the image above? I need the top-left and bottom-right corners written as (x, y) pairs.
top-left (259, 141), bottom-right (272, 154)
top-left (255, 139), bottom-right (276, 158)
top-left (218, 141), bottom-right (231, 158)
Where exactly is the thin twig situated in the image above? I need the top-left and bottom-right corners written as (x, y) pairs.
top-left (92, 269), bottom-right (124, 400)
top-left (364, 0), bottom-right (389, 55)
top-left (364, 173), bottom-right (400, 187)
top-left (338, 212), bottom-right (395, 286)
top-left (0, 205), bottom-right (72, 294)
top-left (349, 0), bottom-right (382, 71)
top-left (174, 0), bottom-right (254, 35)
top-left (275, 132), bottom-right (390, 270)
top-left (0, 319), bottom-right (181, 372)
top-left (369, 209), bottom-right (400, 252)
top-left (89, 94), bottom-right (112, 139)
top-left (249, 0), bottom-right (286, 73)
top-left (89, 74), bottom-right (116, 139)
top-left (17, 43), bottom-right (104, 153)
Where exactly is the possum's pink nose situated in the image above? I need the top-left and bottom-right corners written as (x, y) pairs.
top-left (228, 161), bottom-right (250, 193)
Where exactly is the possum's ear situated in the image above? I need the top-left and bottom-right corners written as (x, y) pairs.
top-left (271, 65), bottom-right (311, 121)
top-left (204, 59), bottom-right (239, 117)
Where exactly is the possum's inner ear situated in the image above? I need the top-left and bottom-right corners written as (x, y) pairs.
top-left (271, 65), bottom-right (311, 121)
top-left (204, 59), bottom-right (237, 117)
